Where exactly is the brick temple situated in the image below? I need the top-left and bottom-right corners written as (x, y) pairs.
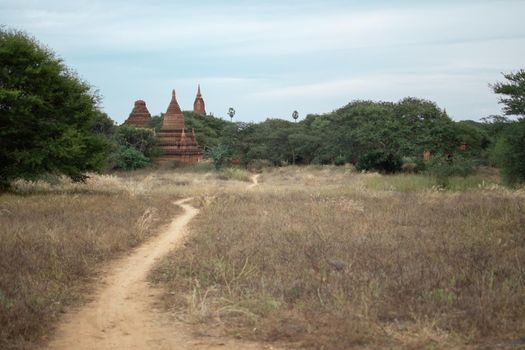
top-left (123, 100), bottom-right (152, 128)
top-left (193, 84), bottom-right (206, 115)
top-left (156, 90), bottom-right (203, 163)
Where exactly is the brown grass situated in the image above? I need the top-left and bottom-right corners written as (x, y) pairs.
top-left (0, 168), bottom-right (253, 349)
top-left (151, 167), bottom-right (525, 349)
top-left (0, 176), bottom-right (183, 349)
top-left (2, 166), bottom-right (523, 349)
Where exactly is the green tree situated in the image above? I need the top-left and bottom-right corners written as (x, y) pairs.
top-left (111, 145), bottom-right (150, 171)
top-left (490, 70), bottom-right (525, 185)
top-left (494, 119), bottom-right (525, 186)
top-left (492, 69), bottom-right (525, 118)
top-left (0, 29), bottom-right (110, 188)
top-left (113, 125), bottom-right (158, 158)
top-left (147, 113), bottom-right (164, 132)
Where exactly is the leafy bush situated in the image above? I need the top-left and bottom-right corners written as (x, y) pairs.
top-left (401, 162), bottom-right (417, 173)
top-left (493, 120), bottom-right (525, 186)
top-left (114, 126), bottom-right (158, 158)
top-left (424, 156), bottom-right (475, 178)
top-left (111, 146), bottom-right (149, 170)
top-left (334, 155), bottom-right (346, 166)
top-left (356, 151), bottom-right (402, 173)
top-left (206, 144), bottom-right (232, 170)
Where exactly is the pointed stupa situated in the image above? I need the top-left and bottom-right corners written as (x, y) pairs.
top-left (193, 84), bottom-right (206, 115)
top-left (162, 89), bottom-right (185, 130)
top-left (123, 100), bottom-right (151, 128)
top-left (156, 89), bottom-right (203, 163)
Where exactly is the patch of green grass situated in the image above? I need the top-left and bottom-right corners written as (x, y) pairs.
top-left (363, 174), bottom-right (498, 192)
top-left (217, 168), bottom-right (251, 182)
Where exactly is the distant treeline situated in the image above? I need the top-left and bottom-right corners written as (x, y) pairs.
top-left (2, 28), bottom-right (524, 188)
top-left (133, 99), bottom-right (497, 166)
top-left (50, 94), bottom-right (525, 185)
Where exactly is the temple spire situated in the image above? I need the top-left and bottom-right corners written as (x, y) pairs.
top-left (157, 88), bottom-right (203, 163)
top-left (162, 89), bottom-right (184, 130)
top-left (193, 84), bottom-right (206, 115)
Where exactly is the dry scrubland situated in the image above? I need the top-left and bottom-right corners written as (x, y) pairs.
top-left (0, 166), bottom-right (249, 349)
top-left (1, 165), bottom-right (524, 349)
top-left (151, 166), bottom-right (525, 349)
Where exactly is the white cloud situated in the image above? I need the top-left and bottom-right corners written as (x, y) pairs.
top-left (3, 0), bottom-right (524, 56)
top-left (1, 0), bottom-right (524, 122)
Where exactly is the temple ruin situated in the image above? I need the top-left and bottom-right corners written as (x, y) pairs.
top-left (123, 100), bottom-right (152, 128)
top-left (123, 89), bottom-right (204, 163)
top-left (156, 90), bottom-right (203, 163)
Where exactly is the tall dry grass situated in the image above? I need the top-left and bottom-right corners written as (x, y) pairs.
top-left (151, 168), bottom-right (525, 349)
top-left (0, 168), bottom-right (254, 349)
top-left (0, 175), bottom-right (183, 349)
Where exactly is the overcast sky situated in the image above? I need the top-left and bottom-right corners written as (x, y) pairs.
top-left (2, 0), bottom-right (524, 123)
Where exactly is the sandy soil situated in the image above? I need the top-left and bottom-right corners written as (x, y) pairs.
top-left (44, 176), bottom-right (277, 350)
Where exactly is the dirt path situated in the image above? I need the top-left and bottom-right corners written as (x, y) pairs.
top-left (248, 174), bottom-right (260, 189)
top-left (45, 194), bottom-right (273, 350)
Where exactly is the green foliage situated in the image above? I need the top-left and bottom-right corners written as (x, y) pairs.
top-left (218, 168), bottom-right (251, 182)
top-left (424, 156), bottom-right (475, 188)
top-left (91, 111), bottom-right (116, 137)
top-left (206, 144), bottom-right (232, 170)
top-left (356, 151), bottom-right (402, 173)
top-left (147, 114), bottom-right (164, 132)
top-left (363, 173), bottom-right (496, 192)
top-left (0, 29), bottom-right (110, 188)
top-left (492, 69), bottom-right (525, 117)
top-left (334, 155), bottom-right (346, 166)
top-left (144, 99), bottom-right (471, 171)
top-left (113, 125), bottom-right (158, 158)
top-left (488, 70), bottom-right (525, 186)
top-left (111, 145), bottom-right (149, 170)
top-left (493, 120), bottom-right (525, 186)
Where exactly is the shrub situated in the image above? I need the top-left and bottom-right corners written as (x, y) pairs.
top-left (401, 163), bottom-right (417, 173)
top-left (493, 120), bottom-right (525, 186)
top-left (111, 145), bottom-right (149, 170)
top-left (334, 155), bottom-right (346, 166)
top-left (425, 155), bottom-right (474, 178)
top-left (206, 144), bottom-right (232, 170)
top-left (114, 126), bottom-right (159, 158)
top-left (356, 151), bottom-right (402, 173)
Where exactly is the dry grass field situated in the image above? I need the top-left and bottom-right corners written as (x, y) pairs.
top-left (151, 166), bottom-right (525, 349)
top-left (0, 168), bottom-right (249, 349)
top-left (1, 165), bottom-right (524, 349)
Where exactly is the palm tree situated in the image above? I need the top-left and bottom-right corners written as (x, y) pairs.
top-left (292, 110), bottom-right (299, 122)
top-left (228, 107), bottom-right (235, 122)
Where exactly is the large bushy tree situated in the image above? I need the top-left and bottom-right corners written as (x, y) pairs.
top-left (491, 70), bottom-right (525, 185)
top-left (0, 29), bottom-right (110, 188)
top-left (177, 98), bottom-right (468, 169)
top-left (493, 120), bottom-right (525, 185)
top-left (492, 69), bottom-right (525, 118)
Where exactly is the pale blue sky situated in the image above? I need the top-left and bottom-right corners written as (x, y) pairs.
top-left (2, 0), bottom-right (524, 123)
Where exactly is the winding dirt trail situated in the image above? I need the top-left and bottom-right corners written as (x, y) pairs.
top-left (248, 174), bottom-right (260, 189)
top-left (45, 176), bottom-right (272, 350)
